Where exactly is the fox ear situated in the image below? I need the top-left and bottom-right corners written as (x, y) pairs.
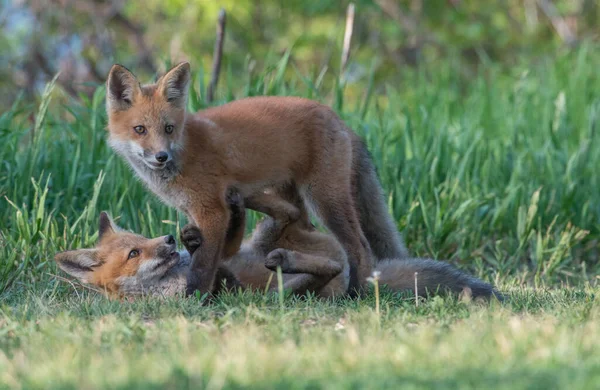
top-left (98, 211), bottom-right (119, 240)
top-left (106, 64), bottom-right (140, 112)
top-left (158, 62), bottom-right (190, 108)
top-left (54, 249), bottom-right (101, 283)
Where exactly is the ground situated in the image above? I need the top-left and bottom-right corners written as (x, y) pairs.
top-left (1, 288), bottom-right (599, 388)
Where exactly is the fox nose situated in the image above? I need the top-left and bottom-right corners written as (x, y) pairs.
top-left (165, 235), bottom-right (175, 245)
top-left (155, 151), bottom-right (169, 163)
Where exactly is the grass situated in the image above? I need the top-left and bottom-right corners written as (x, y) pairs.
top-left (1, 45), bottom-right (600, 388)
top-left (1, 289), bottom-right (599, 388)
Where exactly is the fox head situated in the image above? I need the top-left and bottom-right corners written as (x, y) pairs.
top-left (54, 212), bottom-right (180, 295)
top-left (105, 62), bottom-right (191, 172)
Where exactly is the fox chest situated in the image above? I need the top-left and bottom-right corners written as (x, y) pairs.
top-left (148, 180), bottom-right (189, 210)
top-left (131, 164), bottom-right (190, 211)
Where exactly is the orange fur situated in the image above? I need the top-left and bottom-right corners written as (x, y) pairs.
top-left (54, 212), bottom-right (501, 302)
top-left (54, 212), bottom-right (180, 297)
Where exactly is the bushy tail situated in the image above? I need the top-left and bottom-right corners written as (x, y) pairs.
top-left (351, 137), bottom-right (409, 260)
top-left (375, 258), bottom-right (504, 301)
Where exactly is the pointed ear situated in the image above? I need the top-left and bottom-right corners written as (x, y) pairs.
top-left (158, 62), bottom-right (190, 108)
top-left (106, 64), bottom-right (141, 112)
top-left (54, 249), bottom-right (101, 283)
top-left (99, 211), bottom-right (119, 240)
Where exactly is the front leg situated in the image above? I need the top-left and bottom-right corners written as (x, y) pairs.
top-left (223, 188), bottom-right (246, 258)
top-left (185, 197), bottom-right (231, 296)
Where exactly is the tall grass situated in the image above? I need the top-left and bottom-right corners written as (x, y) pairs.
top-left (1, 47), bottom-right (599, 296)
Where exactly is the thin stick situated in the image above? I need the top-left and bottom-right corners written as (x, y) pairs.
top-left (537, 0), bottom-right (577, 46)
top-left (277, 266), bottom-right (284, 312)
top-left (367, 271), bottom-right (381, 321)
top-left (207, 8), bottom-right (227, 103)
top-left (341, 3), bottom-right (355, 74)
top-left (414, 272), bottom-right (419, 308)
top-left (374, 277), bottom-right (380, 316)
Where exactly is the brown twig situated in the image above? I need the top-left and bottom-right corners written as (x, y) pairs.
top-left (375, 0), bottom-right (417, 34)
top-left (537, 0), bottom-right (577, 46)
top-left (341, 3), bottom-right (355, 74)
top-left (207, 8), bottom-right (227, 103)
top-left (32, 48), bottom-right (78, 97)
top-left (374, 0), bottom-right (440, 65)
top-left (111, 11), bottom-right (157, 73)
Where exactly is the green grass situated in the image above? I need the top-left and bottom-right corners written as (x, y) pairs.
top-left (1, 46), bottom-right (600, 388)
top-left (1, 289), bottom-right (599, 388)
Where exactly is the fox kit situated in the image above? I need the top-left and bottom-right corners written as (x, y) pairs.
top-left (54, 212), bottom-right (349, 299)
top-left (105, 62), bottom-right (407, 294)
top-left (53, 212), bottom-right (182, 296)
top-left (55, 197), bottom-right (502, 301)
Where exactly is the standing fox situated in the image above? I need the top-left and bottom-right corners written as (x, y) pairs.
top-left (105, 62), bottom-right (407, 294)
top-left (54, 191), bottom-right (503, 301)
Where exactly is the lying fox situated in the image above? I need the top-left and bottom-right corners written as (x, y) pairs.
top-left (105, 62), bottom-right (407, 294)
top-left (54, 191), bottom-right (502, 301)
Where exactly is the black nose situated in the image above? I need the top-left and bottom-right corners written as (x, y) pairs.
top-left (165, 235), bottom-right (175, 245)
top-left (155, 151), bottom-right (169, 163)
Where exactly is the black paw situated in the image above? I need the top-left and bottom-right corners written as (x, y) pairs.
top-left (265, 248), bottom-right (291, 272)
top-left (180, 224), bottom-right (203, 255)
top-left (225, 188), bottom-right (244, 209)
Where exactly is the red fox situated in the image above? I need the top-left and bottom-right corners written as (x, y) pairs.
top-left (105, 62), bottom-right (408, 294)
top-left (54, 193), bottom-right (503, 301)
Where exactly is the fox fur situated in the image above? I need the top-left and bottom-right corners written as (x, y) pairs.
top-left (105, 62), bottom-right (407, 294)
top-left (54, 200), bottom-right (502, 301)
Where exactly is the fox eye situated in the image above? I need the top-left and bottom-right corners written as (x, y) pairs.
top-left (133, 125), bottom-right (146, 135)
top-left (127, 249), bottom-right (140, 259)
top-left (165, 124), bottom-right (174, 134)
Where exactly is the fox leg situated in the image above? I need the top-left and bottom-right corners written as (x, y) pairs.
top-left (245, 190), bottom-right (301, 225)
top-left (304, 183), bottom-right (373, 294)
top-left (180, 189), bottom-right (244, 259)
top-left (300, 129), bottom-right (374, 294)
top-left (212, 266), bottom-right (242, 295)
top-left (265, 248), bottom-right (343, 278)
top-left (264, 249), bottom-right (346, 296)
top-left (185, 195), bottom-right (230, 296)
top-left (223, 188), bottom-right (246, 257)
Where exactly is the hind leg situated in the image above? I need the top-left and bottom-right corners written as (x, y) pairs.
top-left (305, 184), bottom-right (374, 293)
top-left (265, 249), bottom-right (346, 296)
top-left (245, 190), bottom-right (301, 225)
top-left (265, 248), bottom-right (343, 278)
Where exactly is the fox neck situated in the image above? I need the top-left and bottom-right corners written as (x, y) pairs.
top-left (122, 250), bottom-right (191, 297)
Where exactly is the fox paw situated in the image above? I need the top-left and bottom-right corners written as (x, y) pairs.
top-left (225, 188), bottom-right (244, 209)
top-left (265, 248), bottom-right (292, 272)
top-left (180, 224), bottom-right (203, 255)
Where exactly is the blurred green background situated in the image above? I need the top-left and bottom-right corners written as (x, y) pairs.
top-left (1, 0), bottom-right (598, 108)
top-left (2, 4), bottom-right (600, 385)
